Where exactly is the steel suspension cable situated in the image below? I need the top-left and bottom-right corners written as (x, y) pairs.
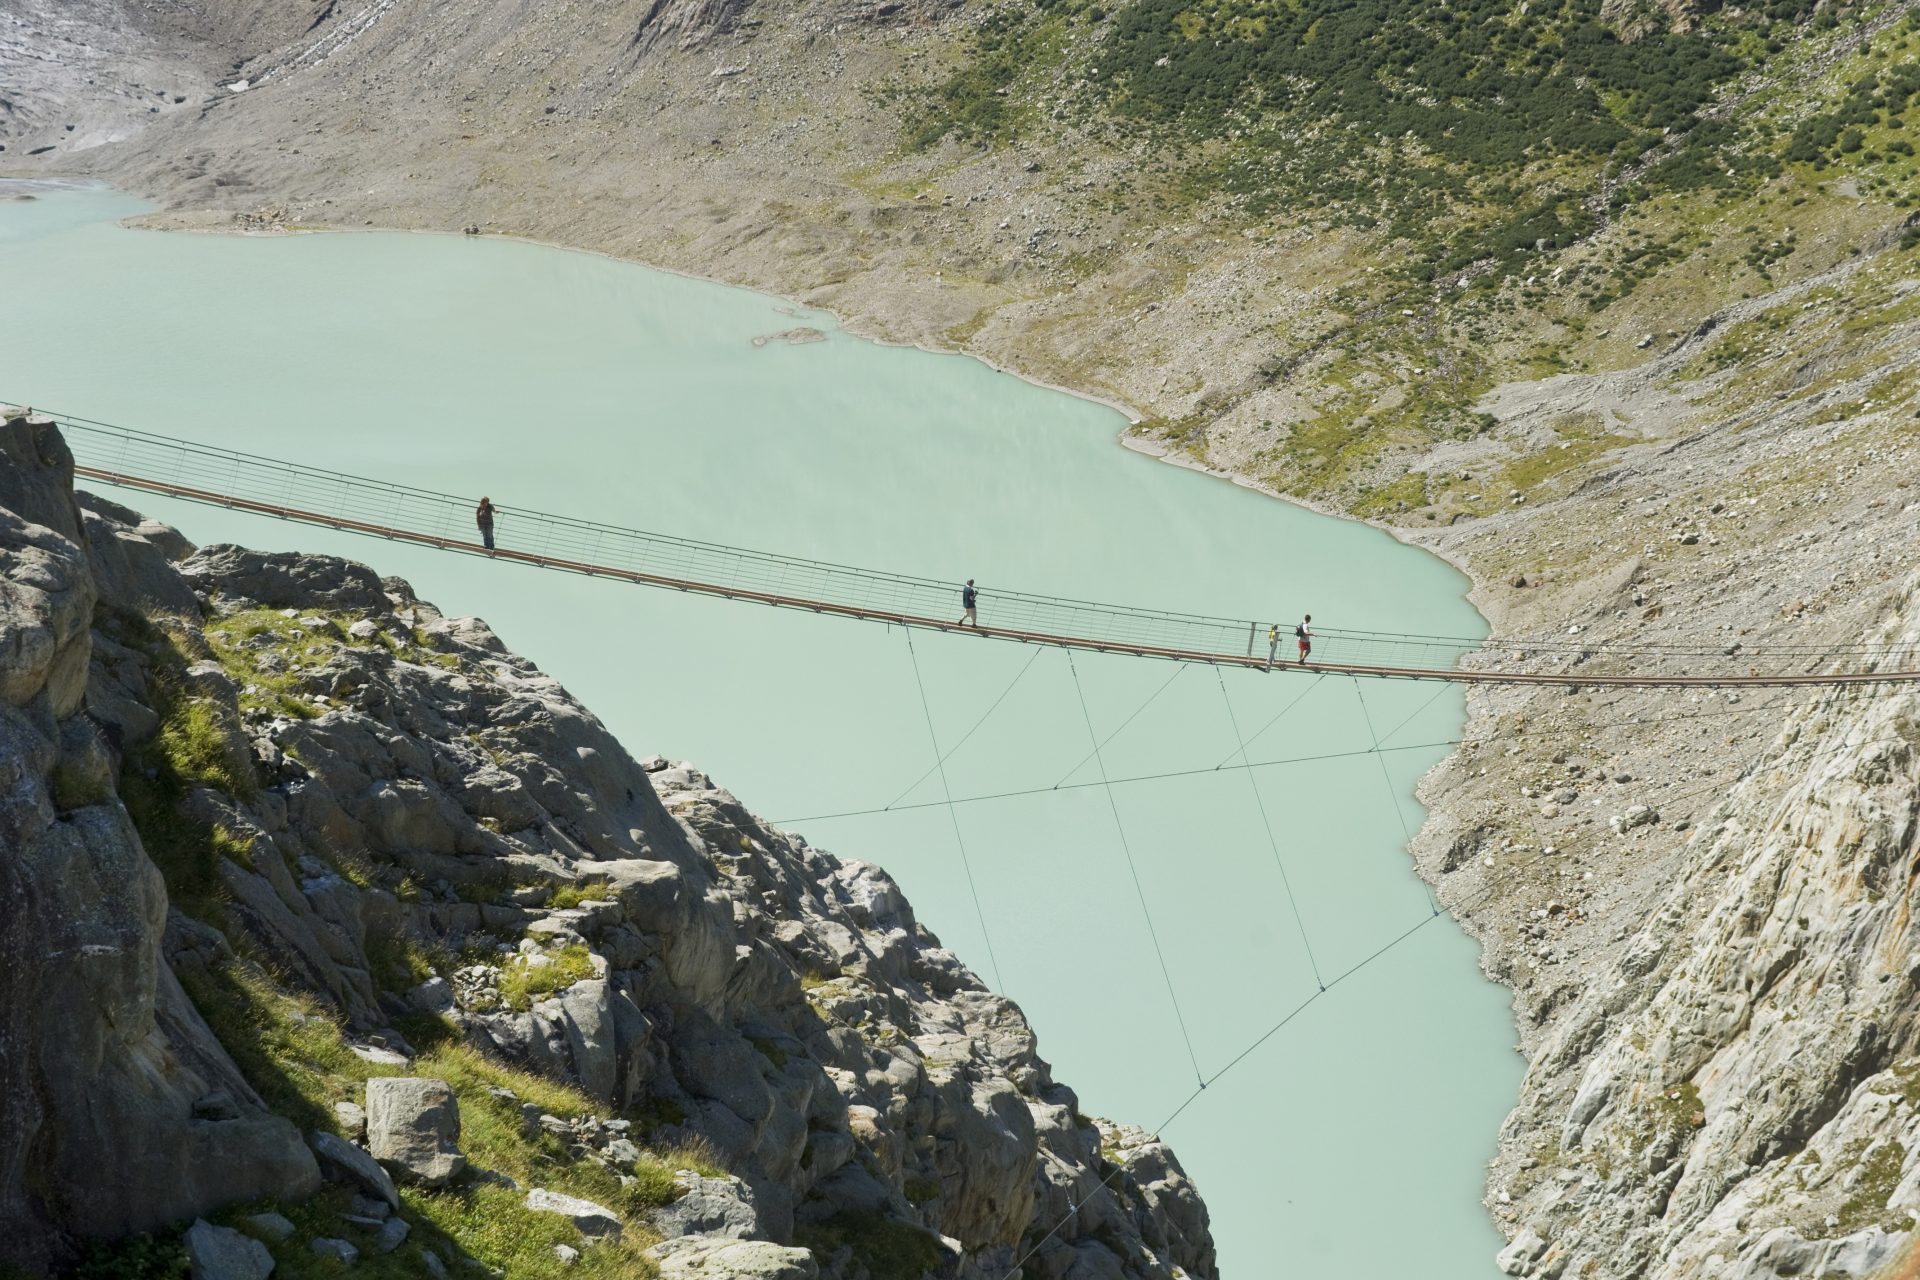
top-left (1051, 661), bottom-right (1190, 787)
top-left (29, 404), bottom-right (1920, 683)
top-left (881, 644), bottom-right (1045, 811)
top-left (1065, 649), bottom-right (1205, 1086)
top-left (993, 687), bottom-right (1908, 1280)
top-left (1008, 683), bottom-right (1905, 1276)
top-left (774, 685), bottom-right (1858, 825)
top-left (1353, 676), bottom-right (1442, 917)
top-left (1210, 672), bottom-right (1325, 768)
top-left (903, 629), bottom-right (1006, 993)
top-left (1214, 666), bottom-right (1325, 991)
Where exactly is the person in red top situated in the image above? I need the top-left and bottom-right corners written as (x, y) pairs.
top-left (476, 497), bottom-right (496, 550)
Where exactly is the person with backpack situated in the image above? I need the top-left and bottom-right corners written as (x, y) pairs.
top-left (476, 497), bottom-right (496, 550)
top-left (1296, 614), bottom-right (1313, 663)
top-left (957, 579), bottom-right (979, 627)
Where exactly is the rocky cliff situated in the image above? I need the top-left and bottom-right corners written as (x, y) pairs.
top-left (0, 407), bottom-right (1213, 1280)
top-left (1476, 568), bottom-right (1920, 1277)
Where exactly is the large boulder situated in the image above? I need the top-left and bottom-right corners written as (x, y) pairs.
top-left (183, 1218), bottom-right (274, 1280)
top-left (365, 1077), bottom-right (465, 1186)
top-left (651, 1171), bottom-right (763, 1240)
top-left (310, 1131), bottom-right (399, 1208)
top-left (525, 1189), bottom-right (622, 1239)
top-left (647, 1234), bottom-right (819, 1280)
top-left (180, 545), bottom-right (392, 612)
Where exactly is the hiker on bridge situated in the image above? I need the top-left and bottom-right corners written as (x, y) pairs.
top-left (1296, 615), bottom-right (1313, 663)
top-left (476, 497), bottom-right (495, 551)
top-left (957, 579), bottom-right (978, 627)
top-left (1267, 623), bottom-right (1280, 669)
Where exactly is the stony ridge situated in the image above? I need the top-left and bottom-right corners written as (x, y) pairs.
top-left (0, 407), bottom-right (1213, 1279)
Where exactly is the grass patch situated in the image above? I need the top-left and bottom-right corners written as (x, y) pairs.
top-left (548, 882), bottom-right (613, 910)
top-left (183, 961), bottom-right (690, 1277)
top-left (70, 1233), bottom-right (188, 1280)
top-left (498, 944), bottom-right (597, 1012)
top-left (203, 607), bottom-right (333, 721)
top-left (110, 611), bottom-right (257, 921)
top-left (365, 931), bottom-right (442, 994)
top-left (795, 1210), bottom-right (944, 1280)
top-left (179, 960), bottom-right (377, 1133)
top-left (451, 876), bottom-right (513, 906)
top-left (1351, 469), bottom-right (1431, 518)
top-left (1833, 1137), bottom-right (1908, 1235)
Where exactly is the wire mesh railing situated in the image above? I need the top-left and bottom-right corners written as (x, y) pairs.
top-left (21, 405), bottom-right (1918, 687)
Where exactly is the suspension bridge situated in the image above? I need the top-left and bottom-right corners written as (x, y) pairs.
top-left (22, 406), bottom-right (1915, 688)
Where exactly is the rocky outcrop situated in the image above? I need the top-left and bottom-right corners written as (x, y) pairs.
top-left (0, 410), bottom-right (1212, 1278)
top-left (1489, 574), bottom-right (1920, 1277)
top-left (0, 410), bottom-right (320, 1274)
top-left (364, 1077), bottom-right (465, 1186)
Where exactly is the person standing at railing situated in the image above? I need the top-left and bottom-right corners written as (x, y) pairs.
top-left (957, 579), bottom-right (978, 627)
top-left (476, 497), bottom-right (496, 551)
top-left (1267, 623), bottom-right (1280, 669)
top-left (1296, 615), bottom-right (1313, 663)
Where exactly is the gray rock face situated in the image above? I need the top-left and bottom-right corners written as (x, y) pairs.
top-left (181, 543), bottom-right (392, 613)
top-left (184, 1218), bottom-right (274, 1280)
top-left (652, 1171), bottom-right (763, 1240)
top-left (310, 1237), bottom-right (358, 1264)
top-left (365, 1077), bottom-right (465, 1186)
top-left (334, 1101), bottom-right (368, 1142)
top-left (244, 1211), bottom-right (296, 1242)
top-left (374, 1215), bottom-right (411, 1254)
top-left (1490, 573), bottom-right (1920, 1278)
top-left (310, 1131), bottom-right (400, 1208)
top-left (0, 410), bottom-right (319, 1275)
top-left (526, 1188), bottom-right (623, 1238)
top-left (649, 1234), bottom-right (820, 1280)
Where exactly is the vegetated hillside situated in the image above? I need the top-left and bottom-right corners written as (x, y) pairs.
top-left (886, 0), bottom-right (1920, 506)
top-left (0, 409), bottom-right (1213, 1280)
top-left (7, 0), bottom-right (1914, 515)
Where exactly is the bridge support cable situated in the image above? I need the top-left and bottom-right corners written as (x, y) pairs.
top-left (1213, 667), bottom-right (1325, 991)
top-left (1210, 671), bottom-right (1324, 768)
top-left (1065, 650), bottom-right (1206, 1088)
top-left (1352, 677), bottom-right (1442, 918)
top-left (903, 630), bottom-right (1007, 994)
top-left (776, 683), bottom-right (1845, 826)
top-left (997, 827), bottom-right (1532, 1280)
top-left (1052, 661), bottom-right (1190, 787)
top-left (1000, 689), bottom-right (1895, 1280)
top-left (884, 644), bottom-right (1045, 812)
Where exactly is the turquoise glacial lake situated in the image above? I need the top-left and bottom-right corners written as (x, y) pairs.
top-left (0, 181), bottom-right (1519, 1276)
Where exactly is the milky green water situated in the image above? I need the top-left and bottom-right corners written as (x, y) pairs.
top-left (1, 182), bottom-right (1519, 1276)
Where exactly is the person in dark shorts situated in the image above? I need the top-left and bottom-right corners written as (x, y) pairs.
top-left (957, 579), bottom-right (978, 626)
top-left (476, 497), bottom-right (496, 550)
top-left (1296, 614), bottom-right (1313, 663)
